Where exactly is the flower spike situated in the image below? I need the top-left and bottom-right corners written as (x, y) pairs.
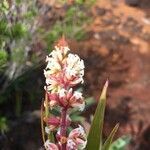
top-left (43, 37), bottom-right (87, 150)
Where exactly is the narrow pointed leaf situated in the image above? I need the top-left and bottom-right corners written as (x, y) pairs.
top-left (102, 123), bottom-right (119, 150)
top-left (41, 91), bottom-right (55, 143)
top-left (45, 91), bottom-right (49, 118)
top-left (41, 99), bottom-right (46, 144)
top-left (45, 92), bottom-right (55, 142)
top-left (86, 80), bottom-right (109, 150)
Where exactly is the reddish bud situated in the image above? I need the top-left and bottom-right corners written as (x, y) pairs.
top-left (56, 35), bottom-right (68, 48)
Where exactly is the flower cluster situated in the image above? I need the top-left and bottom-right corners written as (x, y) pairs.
top-left (43, 37), bottom-right (87, 150)
top-left (45, 125), bottom-right (87, 150)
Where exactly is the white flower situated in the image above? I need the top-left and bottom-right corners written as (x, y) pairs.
top-left (55, 46), bottom-right (70, 55)
top-left (75, 101), bottom-right (85, 111)
top-left (57, 88), bottom-right (85, 111)
top-left (49, 49), bottom-right (63, 61)
top-left (59, 88), bottom-right (66, 98)
top-left (46, 84), bottom-right (59, 93)
top-left (67, 139), bottom-right (76, 150)
top-left (67, 125), bottom-right (87, 150)
top-left (74, 91), bottom-right (82, 99)
top-left (70, 91), bottom-right (85, 111)
top-left (65, 54), bottom-right (84, 83)
top-left (45, 127), bottom-right (51, 134)
top-left (77, 125), bottom-right (85, 136)
top-left (45, 56), bottom-right (61, 74)
top-left (45, 79), bottom-right (58, 89)
top-left (44, 140), bottom-right (58, 150)
top-left (69, 125), bottom-right (85, 138)
top-left (45, 46), bottom-right (68, 76)
top-left (44, 45), bottom-right (85, 92)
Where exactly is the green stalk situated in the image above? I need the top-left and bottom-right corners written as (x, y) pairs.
top-left (41, 99), bottom-right (46, 144)
top-left (45, 91), bottom-right (54, 142)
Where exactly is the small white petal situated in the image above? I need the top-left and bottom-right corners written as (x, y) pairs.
top-left (67, 139), bottom-right (76, 150)
top-left (45, 127), bottom-right (51, 134)
top-left (59, 89), bottom-right (66, 98)
top-left (74, 91), bottom-right (82, 99)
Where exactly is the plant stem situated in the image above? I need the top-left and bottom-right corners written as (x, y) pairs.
top-left (41, 99), bottom-right (46, 144)
top-left (60, 108), bottom-right (67, 150)
top-left (45, 91), bottom-right (54, 141)
top-left (45, 91), bottom-right (49, 118)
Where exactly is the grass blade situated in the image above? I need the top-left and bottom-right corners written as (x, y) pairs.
top-left (86, 80), bottom-right (108, 150)
top-left (102, 124), bottom-right (119, 150)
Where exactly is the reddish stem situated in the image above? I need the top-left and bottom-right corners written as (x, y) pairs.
top-left (60, 108), bottom-right (67, 150)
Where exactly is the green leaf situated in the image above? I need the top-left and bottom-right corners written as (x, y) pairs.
top-left (109, 135), bottom-right (131, 150)
top-left (3, 0), bottom-right (9, 9)
top-left (75, 0), bottom-right (85, 5)
top-left (0, 19), bottom-right (10, 37)
top-left (70, 114), bottom-right (85, 122)
top-left (11, 23), bottom-right (28, 39)
top-left (0, 50), bottom-right (7, 67)
top-left (86, 80), bottom-right (109, 150)
top-left (102, 124), bottom-right (119, 150)
top-left (0, 0), bottom-right (9, 14)
top-left (45, 92), bottom-right (54, 142)
top-left (0, 117), bottom-right (9, 134)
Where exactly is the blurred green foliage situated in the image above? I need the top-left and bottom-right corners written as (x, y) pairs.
top-left (11, 23), bottom-right (28, 40)
top-left (0, 0), bottom-right (40, 133)
top-left (0, 117), bottom-right (9, 134)
top-left (0, 0), bottom-right (95, 134)
top-left (0, 0), bottom-right (9, 14)
top-left (0, 50), bottom-right (8, 70)
top-left (110, 135), bottom-right (131, 150)
top-left (44, 0), bottom-right (95, 51)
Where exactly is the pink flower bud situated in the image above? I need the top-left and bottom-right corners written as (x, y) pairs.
top-left (56, 36), bottom-right (68, 48)
top-left (47, 88), bottom-right (85, 111)
top-left (66, 125), bottom-right (87, 150)
top-left (47, 117), bottom-right (60, 126)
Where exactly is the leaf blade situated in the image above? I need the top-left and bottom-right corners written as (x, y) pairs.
top-left (86, 80), bottom-right (108, 150)
top-left (102, 124), bottom-right (119, 150)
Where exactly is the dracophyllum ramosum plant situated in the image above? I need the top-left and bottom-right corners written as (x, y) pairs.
top-left (42, 37), bottom-right (119, 150)
top-left (43, 37), bottom-right (86, 150)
